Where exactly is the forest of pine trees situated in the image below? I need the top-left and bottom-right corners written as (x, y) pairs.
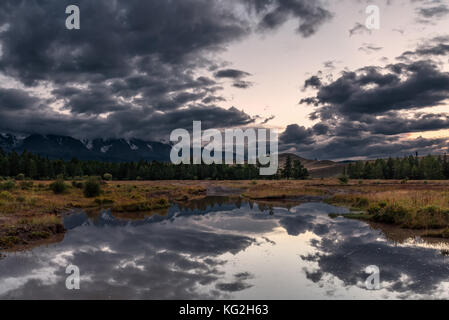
top-left (0, 149), bottom-right (309, 180)
top-left (4, 148), bottom-right (447, 181)
top-left (346, 154), bottom-right (449, 180)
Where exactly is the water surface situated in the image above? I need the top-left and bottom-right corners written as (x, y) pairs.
top-left (1, 197), bottom-right (449, 299)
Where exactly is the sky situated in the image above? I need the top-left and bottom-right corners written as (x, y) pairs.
top-left (0, 0), bottom-right (448, 160)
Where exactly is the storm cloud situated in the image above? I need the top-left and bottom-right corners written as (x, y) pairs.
top-left (289, 39), bottom-right (449, 159)
top-left (0, 0), bottom-right (332, 140)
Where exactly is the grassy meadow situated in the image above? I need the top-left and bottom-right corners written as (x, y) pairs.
top-left (1, 178), bottom-right (449, 250)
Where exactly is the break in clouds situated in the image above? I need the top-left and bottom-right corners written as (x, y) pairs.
top-left (0, 0), bottom-right (448, 159)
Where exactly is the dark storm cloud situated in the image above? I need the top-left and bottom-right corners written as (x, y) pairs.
top-left (202, 96), bottom-right (226, 104)
top-left (304, 75), bottom-right (322, 89)
top-left (0, 88), bottom-right (40, 111)
top-left (283, 40), bottom-right (449, 160)
top-left (216, 282), bottom-right (253, 292)
top-left (0, 0), bottom-right (252, 85)
top-left (364, 112), bottom-right (449, 136)
top-left (358, 43), bottom-right (383, 55)
top-left (244, 0), bottom-right (333, 37)
top-left (0, 103), bottom-right (255, 141)
top-left (214, 69), bottom-right (252, 79)
top-left (0, 0), bottom-right (334, 141)
top-left (260, 115), bottom-right (275, 125)
top-left (52, 85), bottom-right (131, 115)
top-left (401, 44), bottom-right (449, 59)
top-left (214, 68), bottom-right (254, 90)
top-left (302, 112), bottom-right (449, 140)
top-left (1, 0), bottom-right (312, 139)
top-left (312, 123), bottom-right (329, 135)
top-left (349, 23), bottom-right (371, 37)
top-left (415, 2), bottom-right (449, 20)
top-left (292, 135), bottom-right (447, 160)
top-left (399, 36), bottom-right (449, 59)
top-left (232, 80), bottom-right (254, 89)
top-left (303, 61), bottom-right (449, 117)
top-left (280, 124), bottom-right (314, 145)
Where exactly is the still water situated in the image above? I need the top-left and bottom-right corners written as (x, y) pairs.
top-left (1, 197), bottom-right (449, 299)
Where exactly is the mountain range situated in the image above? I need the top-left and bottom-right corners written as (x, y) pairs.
top-left (0, 133), bottom-right (172, 162)
top-left (0, 134), bottom-right (347, 177)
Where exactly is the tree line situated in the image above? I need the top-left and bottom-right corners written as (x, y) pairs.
top-left (346, 154), bottom-right (449, 180)
top-left (0, 149), bottom-right (309, 180)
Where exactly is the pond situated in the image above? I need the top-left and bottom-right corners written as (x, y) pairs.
top-left (1, 197), bottom-right (449, 299)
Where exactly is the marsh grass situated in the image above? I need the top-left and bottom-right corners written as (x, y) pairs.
top-left (2, 179), bottom-right (449, 248)
top-left (113, 197), bottom-right (169, 212)
top-left (242, 181), bottom-right (326, 199)
top-left (328, 190), bottom-right (449, 229)
top-left (0, 180), bottom-right (208, 249)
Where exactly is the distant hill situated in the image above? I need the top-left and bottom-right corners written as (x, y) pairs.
top-left (279, 153), bottom-right (347, 178)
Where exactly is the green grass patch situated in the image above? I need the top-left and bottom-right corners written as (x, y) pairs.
top-left (113, 197), bottom-right (169, 212)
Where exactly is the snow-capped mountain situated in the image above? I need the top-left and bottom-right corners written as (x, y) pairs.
top-left (0, 134), bottom-right (171, 162)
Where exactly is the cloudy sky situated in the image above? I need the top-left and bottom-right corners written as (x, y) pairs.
top-left (0, 0), bottom-right (448, 160)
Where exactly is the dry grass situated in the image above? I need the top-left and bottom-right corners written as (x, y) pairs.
top-left (0, 180), bottom-right (207, 219)
top-left (326, 184), bottom-right (449, 229)
top-left (0, 180), bottom-right (207, 250)
top-left (218, 179), bottom-right (449, 230)
top-left (240, 181), bottom-right (326, 199)
top-left (1, 178), bottom-right (449, 249)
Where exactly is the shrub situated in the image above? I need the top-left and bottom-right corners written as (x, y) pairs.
top-left (71, 181), bottom-right (84, 189)
top-left (414, 206), bottom-right (449, 229)
top-left (0, 191), bottom-right (14, 201)
top-left (83, 178), bottom-right (101, 198)
top-left (338, 174), bottom-right (349, 185)
top-left (28, 197), bottom-right (38, 206)
top-left (19, 181), bottom-right (34, 190)
top-left (378, 201), bottom-right (387, 208)
top-left (103, 173), bottom-right (113, 181)
top-left (15, 173), bottom-right (25, 181)
top-left (50, 179), bottom-right (68, 194)
top-left (94, 198), bottom-right (114, 206)
top-left (156, 198), bottom-right (169, 207)
top-left (16, 196), bottom-right (26, 203)
top-left (371, 204), bottom-right (409, 225)
top-left (367, 205), bottom-right (381, 215)
top-left (354, 197), bottom-right (369, 208)
top-left (0, 180), bottom-right (16, 191)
